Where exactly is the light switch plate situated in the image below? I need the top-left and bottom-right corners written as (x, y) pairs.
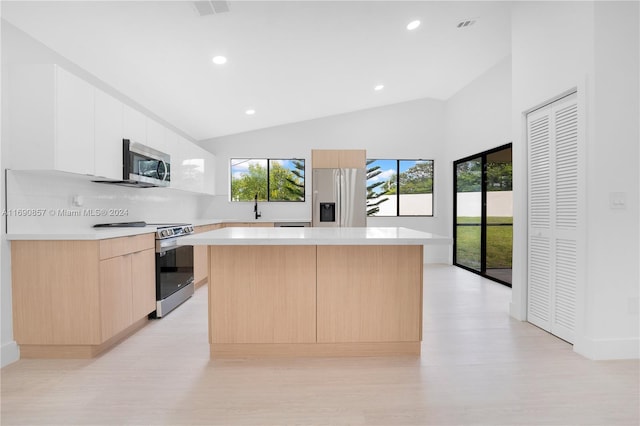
top-left (609, 192), bottom-right (627, 210)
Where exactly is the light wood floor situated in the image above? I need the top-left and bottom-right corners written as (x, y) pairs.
top-left (2, 265), bottom-right (638, 425)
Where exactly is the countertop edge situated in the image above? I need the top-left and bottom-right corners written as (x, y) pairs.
top-left (179, 227), bottom-right (452, 246)
top-left (5, 227), bottom-right (156, 241)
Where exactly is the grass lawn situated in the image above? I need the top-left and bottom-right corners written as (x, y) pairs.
top-left (456, 217), bottom-right (513, 270)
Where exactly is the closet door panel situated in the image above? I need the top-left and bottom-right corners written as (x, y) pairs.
top-left (527, 105), bottom-right (553, 331)
top-left (527, 92), bottom-right (580, 344)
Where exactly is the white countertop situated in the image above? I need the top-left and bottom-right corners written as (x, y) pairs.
top-left (4, 218), bottom-right (312, 240)
top-left (178, 227), bottom-right (451, 246)
top-left (5, 226), bottom-right (157, 241)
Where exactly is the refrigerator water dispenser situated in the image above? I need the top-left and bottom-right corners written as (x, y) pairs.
top-left (320, 202), bottom-right (336, 222)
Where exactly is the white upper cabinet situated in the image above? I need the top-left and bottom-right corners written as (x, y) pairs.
top-left (168, 136), bottom-right (215, 195)
top-left (8, 64), bottom-right (215, 195)
top-left (94, 89), bottom-right (123, 180)
top-left (146, 118), bottom-right (167, 153)
top-left (164, 129), bottom-right (181, 188)
top-left (170, 136), bottom-right (192, 192)
top-left (122, 104), bottom-right (146, 145)
top-left (55, 68), bottom-right (95, 175)
top-left (8, 64), bottom-right (95, 174)
top-left (202, 149), bottom-right (216, 196)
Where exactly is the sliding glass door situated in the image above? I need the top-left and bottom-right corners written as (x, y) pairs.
top-left (454, 156), bottom-right (482, 272)
top-left (454, 144), bottom-right (513, 286)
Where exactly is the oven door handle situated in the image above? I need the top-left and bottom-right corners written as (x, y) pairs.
top-left (157, 239), bottom-right (182, 254)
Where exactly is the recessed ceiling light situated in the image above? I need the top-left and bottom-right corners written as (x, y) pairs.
top-left (407, 20), bottom-right (421, 31)
top-left (374, 84), bottom-right (384, 91)
top-left (245, 109), bottom-right (256, 115)
top-left (212, 56), bottom-right (227, 65)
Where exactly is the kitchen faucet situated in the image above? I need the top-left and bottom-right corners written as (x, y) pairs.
top-left (254, 193), bottom-right (261, 220)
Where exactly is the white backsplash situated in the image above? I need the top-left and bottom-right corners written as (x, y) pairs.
top-left (199, 195), bottom-right (312, 222)
top-left (6, 170), bottom-right (210, 233)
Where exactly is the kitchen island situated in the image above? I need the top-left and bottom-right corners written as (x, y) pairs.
top-left (180, 227), bottom-right (450, 358)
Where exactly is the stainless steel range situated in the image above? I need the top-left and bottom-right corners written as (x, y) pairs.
top-left (150, 223), bottom-right (195, 318)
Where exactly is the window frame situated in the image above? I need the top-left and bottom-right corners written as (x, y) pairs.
top-left (366, 158), bottom-right (434, 217)
top-left (230, 158), bottom-right (306, 202)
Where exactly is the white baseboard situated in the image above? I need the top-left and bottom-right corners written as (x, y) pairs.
top-left (574, 336), bottom-right (640, 360)
top-left (509, 302), bottom-right (526, 321)
top-left (1, 340), bottom-right (20, 368)
top-left (423, 245), bottom-right (449, 265)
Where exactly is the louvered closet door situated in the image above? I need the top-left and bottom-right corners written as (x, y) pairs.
top-left (527, 92), bottom-right (580, 344)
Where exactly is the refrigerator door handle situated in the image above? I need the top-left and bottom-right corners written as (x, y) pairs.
top-left (312, 189), bottom-right (318, 225)
top-left (335, 169), bottom-right (342, 227)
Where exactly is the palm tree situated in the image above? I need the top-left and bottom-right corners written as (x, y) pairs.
top-left (366, 160), bottom-right (389, 216)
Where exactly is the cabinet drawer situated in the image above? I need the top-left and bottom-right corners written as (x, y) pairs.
top-left (99, 233), bottom-right (154, 259)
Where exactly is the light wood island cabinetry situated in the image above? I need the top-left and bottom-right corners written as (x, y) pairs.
top-left (209, 245), bottom-right (316, 345)
top-left (194, 223), bottom-right (274, 288)
top-left (316, 245), bottom-right (422, 344)
top-left (11, 233), bottom-right (156, 358)
top-left (182, 226), bottom-right (447, 357)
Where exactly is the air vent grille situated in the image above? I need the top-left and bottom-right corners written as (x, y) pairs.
top-left (193, 1), bottom-right (230, 16)
top-left (457, 19), bottom-right (476, 28)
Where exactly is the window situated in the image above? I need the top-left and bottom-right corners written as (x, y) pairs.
top-left (230, 158), bottom-right (305, 202)
top-left (366, 159), bottom-right (433, 216)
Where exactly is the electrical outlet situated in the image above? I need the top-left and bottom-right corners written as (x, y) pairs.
top-left (609, 192), bottom-right (627, 210)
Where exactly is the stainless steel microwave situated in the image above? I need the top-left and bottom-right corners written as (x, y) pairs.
top-left (123, 139), bottom-right (170, 187)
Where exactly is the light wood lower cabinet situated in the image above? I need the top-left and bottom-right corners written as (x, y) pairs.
top-left (193, 224), bottom-right (221, 287)
top-left (11, 241), bottom-right (102, 346)
top-left (11, 234), bottom-right (156, 358)
top-left (131, 249), bottom-right (156, 320)
top-left (99, 255), bottom-right (133, 341)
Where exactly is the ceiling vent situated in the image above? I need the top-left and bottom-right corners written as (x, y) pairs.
top-left (456, 19), bottom-right (476, 28)
top-left (193, 1), bottom-right (230, 16)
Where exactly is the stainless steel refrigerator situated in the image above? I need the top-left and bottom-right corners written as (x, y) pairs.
top-left (312, 168), bottom-right (367, 227)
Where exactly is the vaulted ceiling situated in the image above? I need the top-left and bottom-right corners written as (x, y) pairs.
top-left (2, 1), bottom-right (512, 141)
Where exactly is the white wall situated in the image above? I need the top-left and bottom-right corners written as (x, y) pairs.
top-left (0, 7), bottom-right (19, 368)
top-left (200, 98), bottom-right (449, 263)
top-left (1, 21), bottom-right (193, 143)
top-left (444, 55), bottom-right (513, 266)
top-left (445, 56), bottom-right (513, 162)
top-left (0, 21), bottom-right (208, 367)
top-left (586, 1), bottom-right (639, 359)
top-left (512, 1), bottom-right (639, 359)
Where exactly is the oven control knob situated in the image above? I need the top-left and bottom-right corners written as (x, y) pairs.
top-left (186, 226), bottom-right (193, 233)
top-left (160, 230), bottom-right (168, 237)
top-left (168, 229), bottom-right (174, 236)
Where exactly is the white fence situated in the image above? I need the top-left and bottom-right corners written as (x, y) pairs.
top-left (372, 194), bottom-right (432, 216)
top-left (369, 191), bottom-right (512, 217)
top-left (456, 191), bottom-right (513, 217)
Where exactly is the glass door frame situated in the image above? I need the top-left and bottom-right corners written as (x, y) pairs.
top-left (453, 143), bottom-right (512, 287)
